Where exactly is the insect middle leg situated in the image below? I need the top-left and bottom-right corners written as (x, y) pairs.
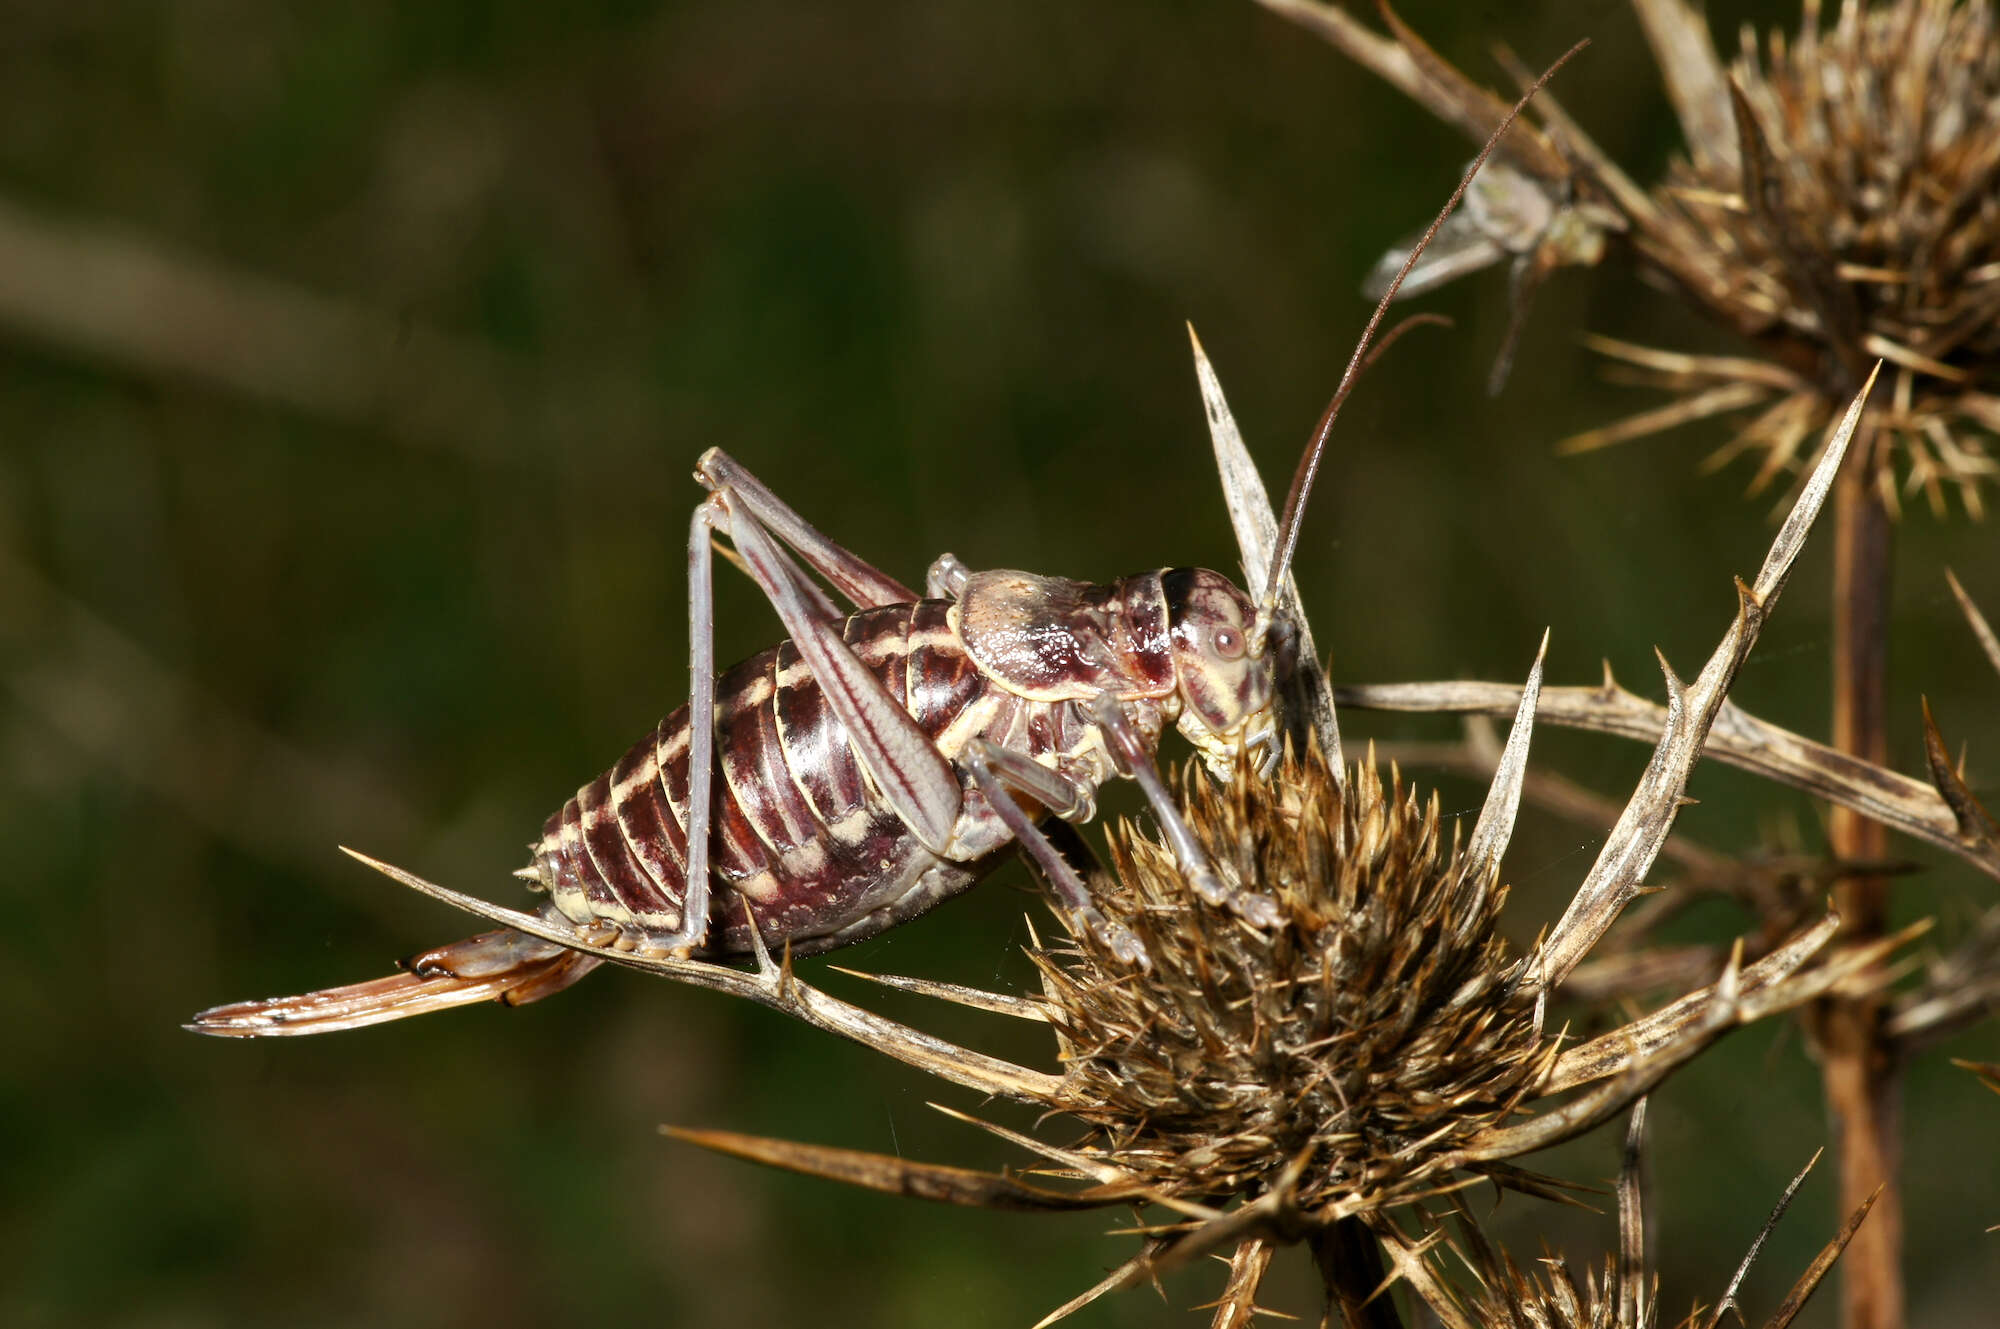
top-left (965, 693), bottom-right (1281, 970)
top-left (960, 740), bottom-right (1149, 967)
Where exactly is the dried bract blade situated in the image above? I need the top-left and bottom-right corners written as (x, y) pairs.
top-left (1946, 568), bottom-right (2000, 679)
top-left (1190, 324), bottom-right (1343, 775)
top-left (656, 1125), bottom-right (1117, 1212)
top-left (1204, 1237), bottom-right (1277, 1329)
top-left (325, 849), bottom-right (1063, 1102)
top-left (1333, 672), bottom-right (2000, 886)
top-left (1888, 907), bottom-right (2000, 1053)
top-left (1535, 370), bottom-right (1871, 986)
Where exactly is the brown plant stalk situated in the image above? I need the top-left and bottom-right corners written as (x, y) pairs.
top-left (1824, 436), bottom-right (1902, 1329)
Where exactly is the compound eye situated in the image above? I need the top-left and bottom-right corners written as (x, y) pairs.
top-left (1212, 626), bottom-right (1244, 661)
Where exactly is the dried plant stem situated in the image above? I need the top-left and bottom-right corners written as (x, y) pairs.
top-left (1314, 1216), bottom-right (1401, 1329)
top-left (1209, 1238), bottom-right (1276, 1329)
top-left (1821, 449), bottom-right (1903, 1329)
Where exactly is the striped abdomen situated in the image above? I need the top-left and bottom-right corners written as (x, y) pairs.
top-left (530, 598), bottom-right (1103, 958)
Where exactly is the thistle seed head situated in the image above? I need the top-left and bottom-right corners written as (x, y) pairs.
top-left (1267, 0), bottom-right (2000, 514)
top-left (1463, 1248), bottom-right (1639, 1329)
top-left (1033, 744), bottom-right (1547, 1212)
top-left (1615, 0), bottom-right (2000, 516)
top-left (1377, 1106), bottom-right (1874, 1329)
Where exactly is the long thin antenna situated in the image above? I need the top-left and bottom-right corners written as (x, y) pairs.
top-left (1259, 37), bottom-right (1591, 620)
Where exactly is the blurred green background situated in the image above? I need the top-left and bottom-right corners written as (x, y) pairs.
top-left (3, 2), bottom-right (1995, 1325)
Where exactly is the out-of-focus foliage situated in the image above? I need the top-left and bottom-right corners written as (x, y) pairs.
top-left (1, 3), bottom-right (1993, 1326)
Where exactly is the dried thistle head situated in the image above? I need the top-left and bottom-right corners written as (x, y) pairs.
top-left (1032, 747), bottom-right (1546, 1214)
top-left (1268, 0), bottom-right (2000, 516)
top-left (981, 708), bottom-right (1899, 1319)
top-left (1588, 0), bottom-right (2000, 517)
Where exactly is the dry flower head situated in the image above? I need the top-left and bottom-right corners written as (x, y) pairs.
top-left (1267, 0), bottom-right (2000, 517)
top-left (1033, 748), bottom-right (1543, 1216)
top-left (1593, 0), bottom-right (2000, 519)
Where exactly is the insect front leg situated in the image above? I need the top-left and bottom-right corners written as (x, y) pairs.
top-left (1085, 693), bottom-right (1283, 930)
top-left (960, 741), bottom-right (1149, 969)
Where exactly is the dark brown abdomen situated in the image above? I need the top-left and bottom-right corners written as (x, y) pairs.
top-left (531, 599), bottom-right (989, 957)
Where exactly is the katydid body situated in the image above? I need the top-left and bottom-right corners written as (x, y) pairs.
top-left (192, 452), bottom-right (1280, 1036)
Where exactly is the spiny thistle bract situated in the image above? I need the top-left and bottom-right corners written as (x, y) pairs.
top-left (1032, 748), bottom-right (1546, 1215)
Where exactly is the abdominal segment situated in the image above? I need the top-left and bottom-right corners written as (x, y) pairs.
top-left (530, 600), bottom-right (1007, 958)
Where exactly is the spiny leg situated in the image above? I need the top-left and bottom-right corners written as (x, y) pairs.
top-left (710, 488), bottom-right (964, 855)
top-left (696, 448), bottom-right (917, 607)
top-left (668, 496), bottom-right (727, 957)
top-left (1085, 692), bottom-right (1282, 930)
top-left (673, 478), bottom-right (906, 958)
top-left (961, 740), bottom-right (1148, 969)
